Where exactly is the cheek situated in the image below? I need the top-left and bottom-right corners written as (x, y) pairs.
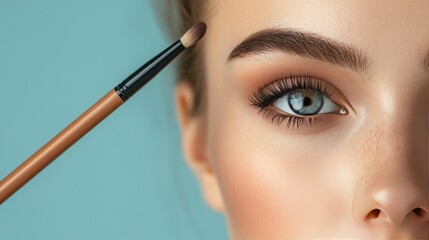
top-left (207, 94), bottom-right (354, 238)
top-left (209, 114), bottom-right (294, 238)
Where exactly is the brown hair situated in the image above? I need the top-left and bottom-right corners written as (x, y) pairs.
top-left (155, 0), bottom-right (209, 117)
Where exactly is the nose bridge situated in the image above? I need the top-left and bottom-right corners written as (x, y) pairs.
top-left (351, 89), bottom-right (429, 229)
top-left (380, 81), bottom-right (428, 184)
top-left (361, 76), bottom-right (428, 184)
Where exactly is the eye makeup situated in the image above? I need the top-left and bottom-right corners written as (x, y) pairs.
top-left (249, 74), bottom-right (348, 129)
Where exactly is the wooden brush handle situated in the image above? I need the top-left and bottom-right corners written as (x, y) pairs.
top-left (0, 89), bottom-right (124, 204)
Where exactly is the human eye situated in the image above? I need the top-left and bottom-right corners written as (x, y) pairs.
top-left (248, 74), bottom-right (348, 129)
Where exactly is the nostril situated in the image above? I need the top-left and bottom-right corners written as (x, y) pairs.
top-left (366, 209), bottom-right (381, 220)
top-left (412, 208), bottom-right (427, 218)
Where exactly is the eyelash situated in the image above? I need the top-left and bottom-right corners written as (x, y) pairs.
top-left (249, 74), bottom-right (334, 129)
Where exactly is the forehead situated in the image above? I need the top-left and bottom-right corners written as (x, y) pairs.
top-left (203, 0), bottom-right (429, 72)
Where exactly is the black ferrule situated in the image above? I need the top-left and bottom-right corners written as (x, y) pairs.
top-left (115, 40), bottom-right (185, 101)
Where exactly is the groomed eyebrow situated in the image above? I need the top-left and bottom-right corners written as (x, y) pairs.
top-left (227, 28), bottom-right (370, 74)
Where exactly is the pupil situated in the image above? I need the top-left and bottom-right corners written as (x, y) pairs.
top-left (303, 97), bottom-right (312, 107)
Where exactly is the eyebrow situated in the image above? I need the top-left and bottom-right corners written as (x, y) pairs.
top-left (227, 28), bottom-right (370, 73)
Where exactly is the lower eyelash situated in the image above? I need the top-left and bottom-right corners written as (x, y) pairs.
top-left (257, 107), bottom-right (317, 129)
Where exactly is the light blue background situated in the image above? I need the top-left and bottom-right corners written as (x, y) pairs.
top-left (0, 1), bottom-right (227, 239)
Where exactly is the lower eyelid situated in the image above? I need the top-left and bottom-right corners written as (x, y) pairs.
top-left (257, 107), bottom-right (346, 133)
top-left (257, 107), bottom-right (309, 127)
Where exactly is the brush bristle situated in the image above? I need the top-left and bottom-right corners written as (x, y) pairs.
top-left (180, 22), bottom-right (207, 48)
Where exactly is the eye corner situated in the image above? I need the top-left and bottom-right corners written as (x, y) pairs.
top-left (339, 107), bottom-right (348, 115)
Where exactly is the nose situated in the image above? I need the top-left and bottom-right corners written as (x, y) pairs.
top-left (351, 119), bottom-right (429, 234)
top-left (355, 180), bottom-right (429, 226)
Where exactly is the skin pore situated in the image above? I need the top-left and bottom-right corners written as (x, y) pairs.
top-left (175, 0), bottom-right (429, 239)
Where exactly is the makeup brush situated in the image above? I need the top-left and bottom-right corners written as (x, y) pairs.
top-left (0, 22), bottom-right (207, 204)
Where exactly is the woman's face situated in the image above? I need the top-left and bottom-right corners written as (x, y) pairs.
top-left (176, 0), bottom-right (429, 238)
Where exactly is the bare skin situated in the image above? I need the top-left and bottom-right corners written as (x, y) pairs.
top-left (175, 0), bottom-right (429, 238)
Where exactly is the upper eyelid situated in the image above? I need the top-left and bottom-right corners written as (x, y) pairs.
top-left (252, 75), bottom-right (332, 99)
